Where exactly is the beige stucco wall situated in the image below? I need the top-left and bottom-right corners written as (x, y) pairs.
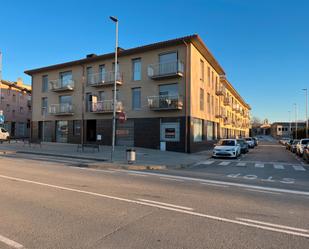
top-left (31, 45), bottom-right (187, 122)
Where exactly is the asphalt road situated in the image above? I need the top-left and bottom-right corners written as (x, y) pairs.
top-left (0, 147), bottom-right (309, 249)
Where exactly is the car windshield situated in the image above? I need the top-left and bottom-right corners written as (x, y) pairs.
top-left (218, 140), bottom-right (235, 146)
top-left (237, 140), bottom-right (245, 145)
top-left (245, 138), bottom-right (252, 141)
top-left (301, 139), bottom-right (309, 145)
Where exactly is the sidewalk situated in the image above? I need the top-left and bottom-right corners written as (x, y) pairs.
top-left (0, 141), bottom-right (212, 170)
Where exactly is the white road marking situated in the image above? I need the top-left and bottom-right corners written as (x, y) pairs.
top-left (0, 234), bottom-right (25, 249)
top-left (236, 218), bottom-right (309, 233)
top-left (123, 171), bottom-right (309, 196)
top-left (127, 173), bottom-right (148, 177)
top-left (273, 164), bottom-right (284, 170)
top-left (255, 163), bottom-right (264, 168)
top-left (160, 177), bottom-right (184, 182)
top-left (245, 188), bottom-right (282, 195)
top-left (219, 161), bottom-right (230, 166)
top-left (200, 161), bottom-right (215, 165)
top-left (236, 162), bottom-right (246, 167)
top-left (200, 182), bottom-right (229, 188)
top-left (138, 199), bottom-right (193, 211)
top-left (293, 165), bottom-right (306, 171)
top-left (0, 174), bottom-right (309, 238)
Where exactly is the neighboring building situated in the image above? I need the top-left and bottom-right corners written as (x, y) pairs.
top-left (270, 122), bottom-right (306, 138)
top-left (25, 34), bottom-right (250, 152)
top-left (0, 78), bottom-right (31, 138)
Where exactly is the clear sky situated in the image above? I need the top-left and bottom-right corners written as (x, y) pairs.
top-left (1, 0), bottom-right (308, 122)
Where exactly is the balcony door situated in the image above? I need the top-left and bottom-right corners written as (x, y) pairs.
top-left (60, 71), bottom-right (73, 87)
top-left (159, 52), bottom-right (177, 75)
top-left (159, 84), bottom-right (178, 108)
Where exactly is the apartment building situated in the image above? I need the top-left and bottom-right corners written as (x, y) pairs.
top-left (271, 122), bottom-right (306, 138)
top-left (25, 34), bottom-right (250, 152)
top-left (0, 78), bottom-right (31, 138)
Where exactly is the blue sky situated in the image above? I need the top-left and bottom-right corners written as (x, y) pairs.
top-left (1, 0), bottom-right (308, 122)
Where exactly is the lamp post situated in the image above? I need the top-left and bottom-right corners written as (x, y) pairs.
top-left (110, 16), bottom-right (118, 162)
top-left (288, 110), bottom-right (291, 138)
top-left (294, 103), bottom-right (298, 139)
top-left (302, 88), bottom-right (308, 138)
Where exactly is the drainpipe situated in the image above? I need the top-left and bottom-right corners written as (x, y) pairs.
top-left (182, 39), bottom-right (190, 153)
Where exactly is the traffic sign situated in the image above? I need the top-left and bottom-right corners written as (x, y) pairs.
top-left (118, 112), bottom-right (126, 123)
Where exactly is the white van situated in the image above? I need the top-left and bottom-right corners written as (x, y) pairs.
top-left (0, 128), bottom-right (10, 142)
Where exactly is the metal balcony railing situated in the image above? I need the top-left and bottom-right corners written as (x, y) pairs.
top-left (215, 86), bottom-right (225, 96)
top-left (49, 79), bottom-right (75, 92)
top-left (148, 60), bottom-right (184, 79)
top-left (223, 97), bottom-right (231, 106)
top-left (90, 100), bottom-right (123, 113)
top-left (147, 95), bottom-right (183, 110)
top-left (87, 71), bottom-right (123, 87)
top-left (49, 103), bottom-right (74, 115)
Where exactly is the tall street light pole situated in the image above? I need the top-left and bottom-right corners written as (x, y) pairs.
top-left (288, 110), bottom-right (291, 138)
top-left (110, 16), bottom-right (118, 162)
top-left (294, 103), bottom-right (298, 139)
top-left (302, 88), bottom-right (308, 138)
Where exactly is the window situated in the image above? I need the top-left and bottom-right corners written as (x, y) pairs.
top-left (99, 65), bottom-right (105, 81)
top-left (193, 118), bottom-right (203, 142)
top-left (20, 107), bottom-right (24, 113)
top-left (73, 120), bottom-right (81, 136)
top-left (59, 95), bottom-right (72, 105)
top-left (211, 71), bottom-right (214, 89)
top-left (200, 88), bottom-right (204, 111)
top-left (207, 93), bottom-right (211, 114)
top-left (132, 88), bottom-right (141, 110)
top-left (211, 95), bottom-right (214, 115)
top-left (41, 97), bottom-right (47, 115)
top-left (56, 121), bottom-right (68, 143)
top-left (132, 58), bottom-right (141, 81)
top-left (207, 67), bottom-right (210, 86)
top-left (159, 52), bottom-right (177, 75)
top-left (6, 104), bottom-right (10, 112)
top-left (12, 94), bottom-right (16, 102)
top-left (99, 91), bottom-right (105, 101)
top-left (42, 75), bottom-right (48, 92)
top-left (159, 84), bottom-right (178, 97)
top-left (200, 60), bottom-right (204, 81)
top-left (60, 71), bottom-right (73, 87)
top-left (207, 121), bottom-right (214, 140)
top-left (86, 66), bottom-right (93, 84)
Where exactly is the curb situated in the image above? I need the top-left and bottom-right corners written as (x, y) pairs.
top-left (0, 150), bottom-right (17, 155)
top-left (16, 151), bottom-right (108, 162)
top-left (89, 163), bottom-right (167, 171)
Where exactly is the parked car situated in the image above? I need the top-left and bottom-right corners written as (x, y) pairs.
top-left (212, 139), bottom-right (241, 159)
top-left (237, 139), bottom-right (249, 154)
top-left (0, 127), bottom-right (10, 143)
top-left (296, 139), bottom-right (309, 156)
top-left (302, 145), bottom-right (309, 163)
top-left (290, 140), bottom-right (300, 153)
top-left (245, 137), bottom-right (255, 148)
top-left (285, 139), bottom-right (294, 150)
top-left (252, 137), bottom-right (259, 146)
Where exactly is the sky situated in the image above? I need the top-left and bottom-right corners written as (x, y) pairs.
top-left (1, 0), bottom-right (308, 122)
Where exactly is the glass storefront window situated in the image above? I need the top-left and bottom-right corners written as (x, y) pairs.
top-left (193, 118), bottom-right (203, 142)
top-left (56, 121), bottom-right (68, 143)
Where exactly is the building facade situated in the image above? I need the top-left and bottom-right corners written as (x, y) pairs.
top-left (25, 34), bottom-right (250, 152)
top-left (0, 79), bottom-right (31, 138)
top-left (271, 122), bottom-right (306, 138)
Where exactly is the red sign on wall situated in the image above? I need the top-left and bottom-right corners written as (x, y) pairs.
top-left (118, 112), bottom-right (127, 123)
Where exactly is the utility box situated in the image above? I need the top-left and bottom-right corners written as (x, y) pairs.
top-left (126, 148), bottom-right (136, 164)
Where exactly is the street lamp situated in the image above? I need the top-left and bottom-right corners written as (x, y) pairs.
top-left (110, 16), bottom-right (118, 162)
top-left (302, 88), bottom-right (308, 138)
top-left (294, 103), bottom-right (298, 139)
top-left (288, 110), bottom-right (291, 138)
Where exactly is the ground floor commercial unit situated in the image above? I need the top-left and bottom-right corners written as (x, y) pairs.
top-left (31, 117), bottom-right (248, 153)
top-left (2, 120), bottom-right (30, 138)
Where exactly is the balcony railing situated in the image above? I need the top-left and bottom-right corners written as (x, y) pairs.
top-left (49, 79), bottom-right (75, 92)
top-left (223, 97), bottom-right (231, 106)
top-left (148, 60), bottom-right (184, 80)
top-left (215, 87), bottom-right (225, 96)
top-left (147, 95), bottom-right (183, 111)
top-left (87, 71), bottom-right (123, 87)
top-left (90, 100), bottom-right (123, 114)
top-left (49, 103), bottom-right (74, 115)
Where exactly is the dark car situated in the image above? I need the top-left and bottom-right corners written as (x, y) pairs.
top-left (252, 137), bottom-right (259, 146)
top-left (303, 144), bottom-right (309, 163)
top-left (285, 139), bottom-right (294, 150)
top-left (290, 140), bottom-right (300, 153)
top-left (237, 139), bottom-right (249, 154)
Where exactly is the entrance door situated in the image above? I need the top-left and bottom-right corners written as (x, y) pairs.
top-left (87, 120), bottom-right (96, 142)
top-left (116, 120), bottom-right (134, 146)
top-left (11, 122), bottom-right (16, 138)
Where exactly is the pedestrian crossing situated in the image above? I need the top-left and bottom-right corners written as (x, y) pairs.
top-left (193, 160), bottom-right (308, 172)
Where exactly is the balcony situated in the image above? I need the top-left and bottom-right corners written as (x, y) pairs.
top-left (148, 61), bottom-right (184, 80)
top-left (223, 97), bottom-right (231, 106)
top-left (215, 113), bottom-right (226, 119)
top-left (215, 87), bottom-right (225, 96)
top-left (49, 103), bottom-right (74, 116)
top-left (87, 71), bottom-right (123, 87)
top-left (49, 79), bottom-right (74, 92)
top-left (147, 95), bottom-right (183, 111)
top-left (90, 100), bottom-right (123, 114)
